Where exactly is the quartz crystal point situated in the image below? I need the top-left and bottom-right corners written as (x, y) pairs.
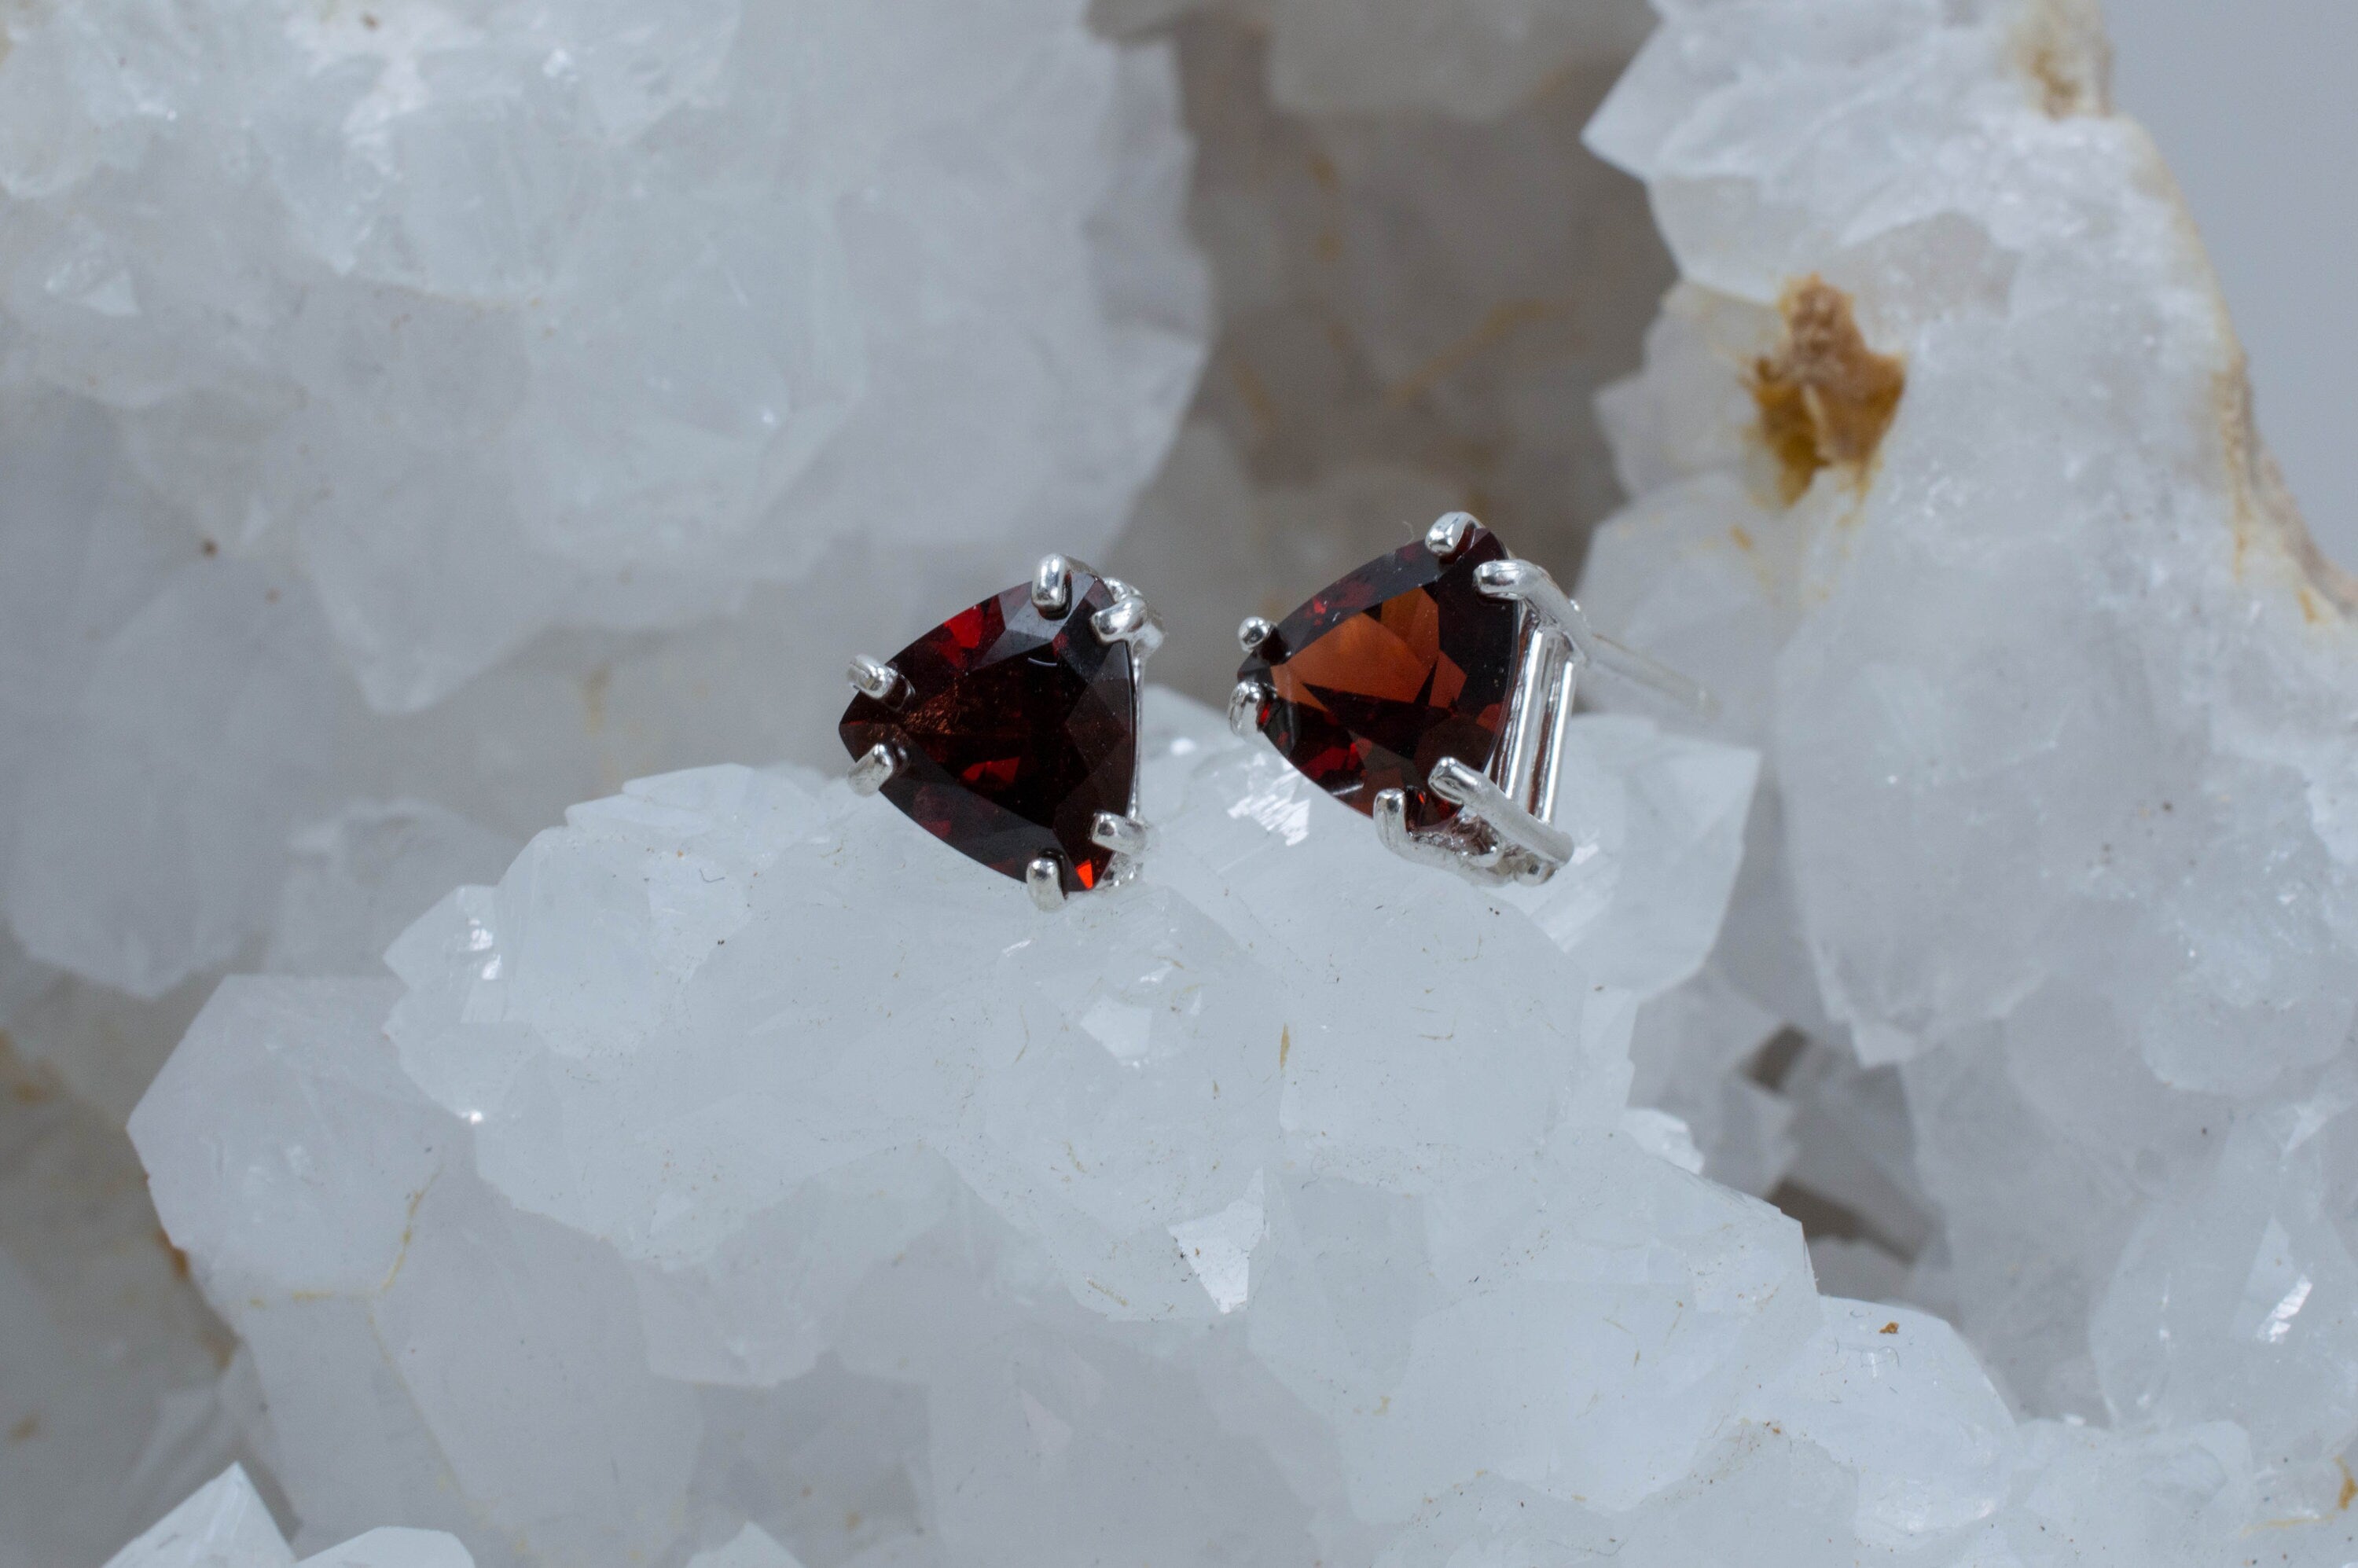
top-left (102, 1463), bottom-right (472, 1568)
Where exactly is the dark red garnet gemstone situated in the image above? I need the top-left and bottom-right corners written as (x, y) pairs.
top-left (1239, 525), bottom-right (1519, 823)
top-left (840, 567), bottom-right (1137, 894)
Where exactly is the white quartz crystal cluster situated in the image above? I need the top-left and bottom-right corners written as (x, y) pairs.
top-left (1578, 0), bottom-right (2358, 1548)
top-left (21, 0), bottom-right (2358, 1558)
top-left (123, 661), bottom-right (2308, 1563)
top-left (131, 696), bottom-right (1790, 1561)
top-left (104, 1461), bottom-right (810, 1568)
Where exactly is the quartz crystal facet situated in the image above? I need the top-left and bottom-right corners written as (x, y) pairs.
top-left (1240, 525), bottom-right (1519, 823)
top-left (840, 568), bottom-right (1137, 894)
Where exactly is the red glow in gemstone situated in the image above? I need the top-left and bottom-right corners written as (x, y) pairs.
top-left (841, 569), bottom-right (1137, 894)
top-left (1239, 526), bottom-right (1519, 823)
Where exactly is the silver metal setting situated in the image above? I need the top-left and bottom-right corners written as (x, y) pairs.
top-left (1092, 589), bottom-right (1165, 663)
top-left (1091, 810), bottom-right (1151, 857)
top-left (848, 741), bottom-right (900, 796)
top-left (1033, 554), bottom-right (1073, 615)
top-left (1243, 512), bottom-right (1714, 889)
top-left (1027, 855), bottom-right (1068, 912)
top-left (1424, 510), bottom-right (1477, 558)
top-left (1473, 559), bottom-right (1718, 718)
top-left (1237, 615), bottom-right (1275, 654)
top-left (1229, 678), bottom-right (1270, 739)
top-left (1090, 567), bottom-right (1157, 894)
top-left (846, 654), bottom-right (907, 704)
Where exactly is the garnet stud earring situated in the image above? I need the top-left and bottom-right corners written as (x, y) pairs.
top-left (841, 556), bottom-right (1161, 911)
top-left (1231, 512), bottom-right (1712, 887)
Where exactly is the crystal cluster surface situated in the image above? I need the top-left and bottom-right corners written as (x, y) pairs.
top-left (0, 0), bottom-right (1205, 1001)
top-left (0, 5), bottom-right (1205, 1550)
top-left (16, 0), bottom-right (2358, 1559)
top-left (1577, 0), bottom-right (2358, 1548)
top-left (133, 693), bottom-right (1803, 1561)
top-left (103, 1464), bottom-right (471, 1568)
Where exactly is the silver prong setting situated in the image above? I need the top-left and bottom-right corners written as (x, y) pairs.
top-left (1027, 854), bottom-right (1067, 912)
top-left (1033, 554), bottom-right (1073, 615)
top-left (1229, 679), bottom-right (1269, 739)
top-left (1372, 788), bottom-right (1508, 883)
top-left (848, 741), bottom-right (900, 796)
top-left (1092, 591), bottom-right (1165, 663)
top-left (1428, 755), bottom-right (1574, 873)
top-left (1425, 510), bottom-right (1477, 558)
top-left (1475, 558), bottom-right (1715, 718)
top-left (847, 654), bottom-right (907, 704)
top-left (1091, 811), bottom-right (1151, 857)
top-left (1238, 615), bottom-right (1275, 655)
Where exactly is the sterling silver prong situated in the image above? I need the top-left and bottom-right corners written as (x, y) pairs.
top-left (1427, 755), bottom-right (1574, 874)
top-left (1474, 559), bottom-right (1717, 718)
top-left (1237, 615), bottom-right (1275, 654)
top-left (1229, 679), bottom-right (1269, 739)
top-left (1091, 810), bottom-right (1151, 857)
top-left (1033, 554), bottom-right (1073, 615)
top-left (1425, 510), bottom-right (1478, 558)
top-left (846, 654), bottom-right (907, 704)
top-left (1373, 788), bottom-right (1507, 884)
top-left (1091, 592), bottom-right (1165, 663)
top-left (1027, 854), bottom-right (1067, 912)
top-left (848, 741), bottom-right (900, 796)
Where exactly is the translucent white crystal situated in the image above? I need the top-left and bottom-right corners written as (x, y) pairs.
top-left (1578, 0), bottom-right (2358, 1543)
top-left (101, 1466), bottom-right (292, 1568)
top-left (263, 801), bottom-right (519, 979)
top-left (685, 1524), bottom-right (803, 1568)
top-left (0, 1027), bottom-right (264, 1565)
top-left (103, 1463), bottom-right (474, 1568)
top-left (134, 691), bottom-right (1850, 1560)
top-left (1266, 0), bottom-right (1654, 120)
top-left (1739, 1298), bottom-right (2014, 1546)
top-left (0, 0), bottom-right (1206, 999)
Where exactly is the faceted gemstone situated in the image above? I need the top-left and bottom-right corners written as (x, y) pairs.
top-left (841, 567), bottom-right (1137, 894)
top-left (1240, 525), bottom-right (1519, 823)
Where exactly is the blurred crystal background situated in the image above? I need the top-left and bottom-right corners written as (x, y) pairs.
top-left (2106, 0), bottom-right (2358, 569)
top-left (2, 0), bottom-right (2355, 1563)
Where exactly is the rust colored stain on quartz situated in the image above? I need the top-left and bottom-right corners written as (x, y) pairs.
top-left (1752, 276), bottom-right (1906, 505)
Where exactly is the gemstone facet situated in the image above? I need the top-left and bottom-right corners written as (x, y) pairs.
top-left (1240, 525), bottom-right (1519, 823)
top-left (840, 568), bottom-right (1137, 894)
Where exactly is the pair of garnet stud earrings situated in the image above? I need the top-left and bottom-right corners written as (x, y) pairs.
top-left (838, 512), bottom-right (1711, 912)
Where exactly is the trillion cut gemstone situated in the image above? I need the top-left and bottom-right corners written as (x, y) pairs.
top-left (841, 568), bottom-right (1137, 894)
top-left (1240, 525), bottom-right (1519, 823)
